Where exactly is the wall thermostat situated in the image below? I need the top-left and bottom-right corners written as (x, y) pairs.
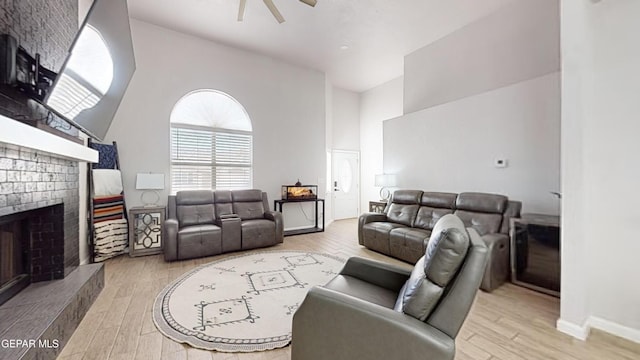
top-left (494, 158), bottom-right (508, 168)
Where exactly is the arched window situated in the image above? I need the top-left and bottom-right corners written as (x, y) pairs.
top-left (170, 90), bottom-right (253, 193)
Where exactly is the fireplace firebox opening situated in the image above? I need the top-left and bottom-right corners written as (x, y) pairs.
top-left (0, 203), bottom-right (65, 306)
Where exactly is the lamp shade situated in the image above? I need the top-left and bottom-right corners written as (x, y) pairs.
top-left (374, 174), bottom-right (397, 187)
top-left (136, 173), bottom-right (165, 190)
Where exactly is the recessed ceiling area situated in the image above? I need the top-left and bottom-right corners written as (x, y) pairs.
top-left (128, 0), bottom-right (517, 92)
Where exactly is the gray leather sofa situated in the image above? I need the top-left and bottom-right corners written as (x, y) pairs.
top-left (292, 214), bottom-right (489, 360)
top-left (358, 190), bottom-right (521, 291)
top-left (164, 189), bottom-right (283, 261)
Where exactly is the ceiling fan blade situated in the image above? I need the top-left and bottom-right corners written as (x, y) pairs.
top-left (299, 0), bottom-right (317, 7)
top-left (263, 0), bottom-right (285, 23)
top-left (238, 0), bottom-right (246, 21)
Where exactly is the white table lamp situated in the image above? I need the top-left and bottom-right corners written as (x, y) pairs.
top-left (136, 173), bottom-right (165, 206)
top-left (374, 174), bottom-right (397, 201)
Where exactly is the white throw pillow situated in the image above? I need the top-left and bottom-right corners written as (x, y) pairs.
top-left (93, 169), bottom-right (124, 196)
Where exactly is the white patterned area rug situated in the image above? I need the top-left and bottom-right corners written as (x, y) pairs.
top-left (153, 250), bottom-right (345, 352)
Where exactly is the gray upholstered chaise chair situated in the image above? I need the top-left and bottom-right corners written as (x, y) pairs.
top-left (164, 189), bottom-right (283, 261)
top-left (292, 214), bottom-right (488, 360)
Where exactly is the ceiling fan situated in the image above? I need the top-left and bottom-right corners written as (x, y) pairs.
top-left (238, 0), bottom-right (317, 24)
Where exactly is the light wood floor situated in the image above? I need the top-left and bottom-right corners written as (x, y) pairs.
top-left (57, 219), bottom-right (640, 360)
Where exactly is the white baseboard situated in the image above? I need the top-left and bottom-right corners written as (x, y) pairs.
top-left (589, 316), bottom-right (640, 344)
top-left (284, 225), bottom-right (323, 231)
top-left (557, 317), bottom-right (640, 344)
top-left (556, 318), bottom-right (589, 340)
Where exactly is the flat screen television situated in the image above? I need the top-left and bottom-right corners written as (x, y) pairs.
top-left (43, 0), bottom-right (136, 141)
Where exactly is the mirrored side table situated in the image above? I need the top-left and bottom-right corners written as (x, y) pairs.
top-left (369, 201), bottom-right (387, 213)
top-left (129, 206), bottom-right (165, 257)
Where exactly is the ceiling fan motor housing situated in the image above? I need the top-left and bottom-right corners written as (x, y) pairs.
top-left (238, 0), bottom-right (318, 23)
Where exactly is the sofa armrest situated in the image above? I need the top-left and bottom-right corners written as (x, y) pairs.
top-left (500, 200), bottom-right (522, 234)
top-left (340, 257), bottom-right (412, 293)
top-left (479, 233), bottom-right (510, 292)
top-left (164, 218), bottom-right (179, 262)
top-left (292, 286), bottom-right (455, 360)
top-left (358, 213), bottom-right (388, 245)
top-left (264, 211), bottom-right (284, 243)
top-left (215, 215), bottom-right (241, 253)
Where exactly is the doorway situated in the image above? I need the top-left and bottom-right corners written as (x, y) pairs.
top-left (331, 150), bottom-right (360, 220)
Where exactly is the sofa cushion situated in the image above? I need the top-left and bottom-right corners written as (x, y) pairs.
top-left (384, 190), bottom-right (422, 226)
top-left (232, 190), bottom-right (265, 220)
top-left (420, 192), bottom-right (457, 209)
top-left (234, 202), bottom-right (265, 220)
top-left (456, 192), bottom-right (508, 214)
top-left (232, 189), bottom-right (264, 202)
top-left (178, 224), bottom-right (222, 259)
top-left (414, 207), bottom-right (453, 231)
top-left (386, 203), bottom-right (420, 227)
top-left (362, 222), bottom-right (407, 254)
top-left (454, 210), bottom-right (502, 236)
top-left (176, 190), bottom-right (215, 227)
top-left (241, 219), bottom-right (276, 248)
top-left (394, 214), bottom-right (469, 321)
top-left (391, 190), bottom-right (423, 204)
top-left (389, 228), bottom-right (431, 264)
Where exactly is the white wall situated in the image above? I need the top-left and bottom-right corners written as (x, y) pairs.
top-left (559, 0), bottom-right (640, 343)
top-left (383, 0), bottom-right (561, 215)
top-left (331, 87), bottom-right (360, 152)
top-left (403, 0), bottom-right (560, 114)
top-left (384, 73), bottom-right (560, 214)
top-left (105, 19), bottom-right (327, 230)
top-left (359, 77), bottom-right (404, 213)
top-left (329, 87), bottom-right (360, 218)
top-left (324, 79), bottom-right (333, 225)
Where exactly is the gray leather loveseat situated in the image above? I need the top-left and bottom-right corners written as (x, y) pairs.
top-left (359, 190), bottom-right (520, 291)
top-left (164, 189), bottom-right (283, 261)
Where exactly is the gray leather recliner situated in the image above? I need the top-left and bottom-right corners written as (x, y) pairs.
top-left (292, 215), bottom-right (488, 360)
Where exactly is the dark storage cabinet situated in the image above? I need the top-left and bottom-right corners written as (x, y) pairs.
top-left (510, 214), bottom-right (560, 297)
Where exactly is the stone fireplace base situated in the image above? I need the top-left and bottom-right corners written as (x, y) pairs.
top-left (0, 264), bottom-right (103, 360)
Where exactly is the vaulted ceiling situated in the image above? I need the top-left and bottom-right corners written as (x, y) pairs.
top-left (128, 0), bottom-right (516, 92)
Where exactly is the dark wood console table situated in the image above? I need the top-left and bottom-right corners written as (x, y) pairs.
top-left (274, 198), bottom-right (325, 236)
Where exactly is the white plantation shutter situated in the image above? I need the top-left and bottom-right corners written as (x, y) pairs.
top-left (170, 125), bottom-right (252, 192)
top-left (213, 132), bottom-right (252, 189)
top-left (170, 90), bottom-right (253, 193)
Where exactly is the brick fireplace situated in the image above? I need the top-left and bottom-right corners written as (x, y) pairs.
top-left (0, 144), bottom-right (80, 306)
top-left (0, 145), bottom-right (80, 267)
top-left (0, 136), bottom-right (103, 360)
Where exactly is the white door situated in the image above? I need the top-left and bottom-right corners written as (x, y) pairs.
top-left (332, 150), bottom-right (360, 220)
